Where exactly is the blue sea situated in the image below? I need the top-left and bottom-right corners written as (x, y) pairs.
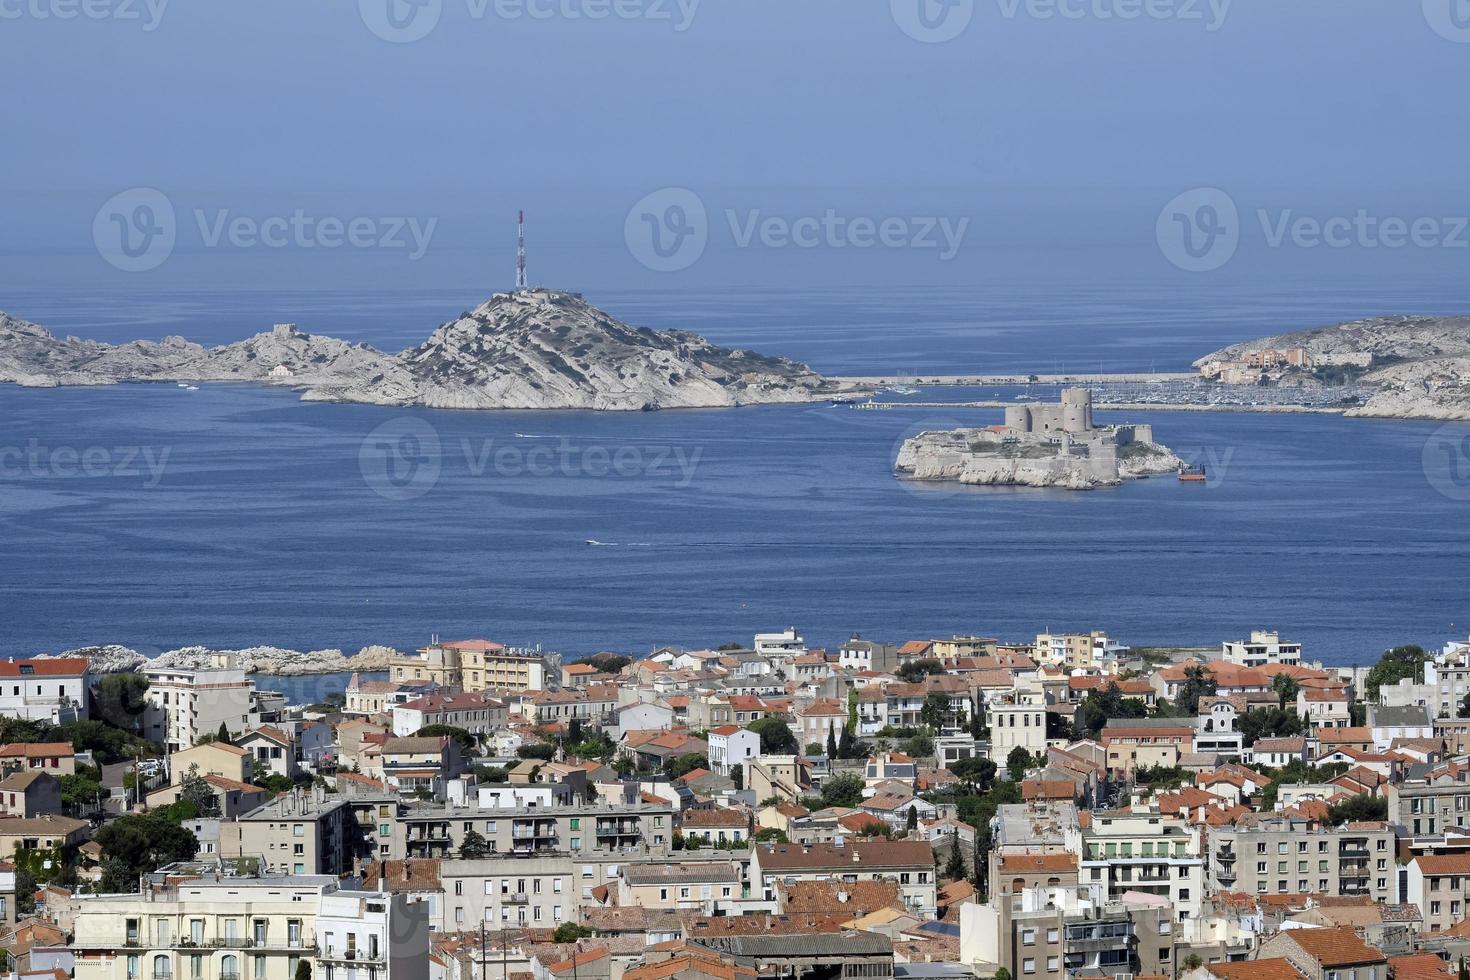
top-left (2, 282), bottom-right (1469, 668)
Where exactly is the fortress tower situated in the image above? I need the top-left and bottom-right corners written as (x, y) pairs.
top-left (1061, 387), bottom-right (1093, 433)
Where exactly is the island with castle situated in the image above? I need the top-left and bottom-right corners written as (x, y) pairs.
top-left (894, 388), bottom-right (1183, 491)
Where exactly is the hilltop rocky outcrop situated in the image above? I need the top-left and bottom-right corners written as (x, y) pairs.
top-left (0, 290), bottom-right (841, 410)
top-left (1195, 314), bottom-right (1470, 420)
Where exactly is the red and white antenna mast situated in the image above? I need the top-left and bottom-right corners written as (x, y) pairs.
top-left (515, 210), bottom-right (527, 290)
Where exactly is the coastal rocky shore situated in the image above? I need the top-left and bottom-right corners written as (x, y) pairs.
top-left (37, 644), bottom-right (399, 676)
top-left (0, 288), bottom-right (845, 411)
top-left (1196, 314), bottom-right (1470, 421)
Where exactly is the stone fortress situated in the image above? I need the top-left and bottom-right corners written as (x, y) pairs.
top-left (999, 388), bottom-right (1157, 480)
top-left (895, 388), bottom-right (1177, 490)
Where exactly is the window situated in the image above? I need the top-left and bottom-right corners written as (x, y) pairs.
top-left (1046, 929), bottom-right (1058, 943)
top-left (1022, 960), bottom-right (1036, 975)
top-left (128, 958), bottom-right (140, 980)
top-left (1022, 929), bottom-right (1036, 946)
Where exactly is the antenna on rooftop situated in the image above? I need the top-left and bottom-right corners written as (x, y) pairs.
top-left (516, 211), bottom-right (528, 290)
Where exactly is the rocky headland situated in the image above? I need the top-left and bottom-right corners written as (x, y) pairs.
top-left (36, 644), bottom-right (399, 676)
top-left (1195, 314), bottom-right (1470, 420)
top-left (0, 289), bottom-right (845, 411)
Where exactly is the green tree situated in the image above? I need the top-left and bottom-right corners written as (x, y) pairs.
top-left (752, 827), bottom-right (787, 844)
top-left (819, 771), bottom-right (866, 808)
top-left (1326, 793), bottom-right (1388, 825)
top-left (583, 653), bottom-right (632, 674)
top-left (748, 717), bottom-right (799, 755)
top-left (826, 722), bottom-right (838, 760)
top-left (553, 923), bottom-right (594, 943)
top-left (415, 725), bottom-right (476, 755)
top-left (1182, 954), bottom-right (1204, 973)
top-left (1238, 706), bottom-right (1304, 747)
top-left (897, 659), bottom-right (944, 683)
top-left (904, 733), bottom-right (935, 759)
top-left (60, 765), bottom-right (105, 815)
top-left (666, 753), bottom-right (709, 778)
top-left (91, 674), bottom-right (151, 731)
top-left (95, 813), bottom-right (199, 891)
top-left (568, 717), bottom-right (584, 744)
top-left (1271, 673), bottom-right (1300, 709)
top-left (944, 842), bottom-right (965, 881)
top-left (1080, 683), bottom-right (1146, 737)
top-left (805, 742), bottom-right (824, 757)
top-left (1006, 746), bottom-right (1036, 782)
top-left (458, 829), bottom-right (492, 859)
top-left (517, 742), bottom-right (555, 761)
top-left (920, 692), bottom-right (951, 731)
top-left (180, 764), bottom-right (221, 817)
top-left (906, 806), bottom-right (918, 831)
top-left (215, 722), bottom-right (232, 746)
top-left (295, 962), bottom-right (312, 980)
top-left (1364, 645), bottom-right (1426, 700)
top-left (1178, 664), bottom-right (1217, 715)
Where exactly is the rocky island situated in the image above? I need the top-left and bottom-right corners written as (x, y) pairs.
top-left (37, 643), bottom-right (399, 675)
top-left (1195, 314), bottom-right (1470, 420)
top-left (895, 388), bottom-right (1182, 491)
top-left (0, 288), bottom-right (845, 411)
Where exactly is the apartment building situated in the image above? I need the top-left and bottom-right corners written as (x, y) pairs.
top-left (1071, 809), bottom-right (1204, 922)
top-left (961, 884), bottom-right (1175, 980)
top-left (389, 640), bottom-right (545, 693)
top-left (393, 799), bottom-right (676, 860)
top-left (1257, 926), bottom-right (1387, 980)
top-left (706, 726), bottom-right (760, 776)
top-left (0, 741), bottom-right (78, 776)
top-left (1032, 631), bottom-right (1122, 671)
top-left (143, 654), bottom-right (260, 752)
top-left (0, 658), bottom-right (90, 723)
top-left (390, 693), bottom-right (507, 737)
top-left (70, 870), bottom-right (429, 980)
top-left (1221, 630), bottom-right (1302, 669)
top-left (219, 791), bottom-right (355, 876)
top-left (1209, 816), bottom-right (1396, 902)
top-left (617, 863), bottom-right (748, 914)
top-left (1407, 852), bottom-right (1470, 933)
top-left (1387, 760), bottom-right (1470, 836)
top-left (1099, 718), bottom-right (1195, 774)
top-left (749, 840), bottom-right (938, 917)
top-left (1424, 643), bottom-right (1470, 719)
top-left (990, 694), bottom-right (1048, 760)
top-left (436, 853), bottom-right (716, 932)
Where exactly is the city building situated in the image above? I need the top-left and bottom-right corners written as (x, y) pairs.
top-left (1221, 630), bottom-right (1302, 669)
top-left (70, 868), bottom-right (429, 980)
top-left (1208, 815), bottom-right (1396, 902)
top-left (143, 654), bottom-right (260, 752)
top-left (0, 658), bottom-right (90, 723)
top-left (389, 640), bottom-right (545, 693)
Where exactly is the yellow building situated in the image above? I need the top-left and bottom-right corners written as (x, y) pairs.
top-left (71, 868), bottom-right (429, 980)
top-left (388, 639), bottom-right (545, 693)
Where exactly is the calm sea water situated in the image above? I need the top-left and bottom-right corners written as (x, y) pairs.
top-left (2, 284), bottom-right (1469, 668)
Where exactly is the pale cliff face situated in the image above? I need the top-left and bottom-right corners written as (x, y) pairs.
top-left (0, 290), bottom-right (836, 411)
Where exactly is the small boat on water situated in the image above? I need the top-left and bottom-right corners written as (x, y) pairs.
top-left (888, 385), bottom-right (920, 396)
top-left (1178, 464), bottom-right (1207, 482)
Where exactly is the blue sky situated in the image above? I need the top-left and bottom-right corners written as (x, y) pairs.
top-left (4, 0), bottom-right (1469, 293)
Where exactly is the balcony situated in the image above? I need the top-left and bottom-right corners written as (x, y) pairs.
top-left (1339, 847), bottom-right (1370, 859)
top-left (319, 950), bottom-right (382, 964)
top-left (502, 892), bottom-right (529, 904)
